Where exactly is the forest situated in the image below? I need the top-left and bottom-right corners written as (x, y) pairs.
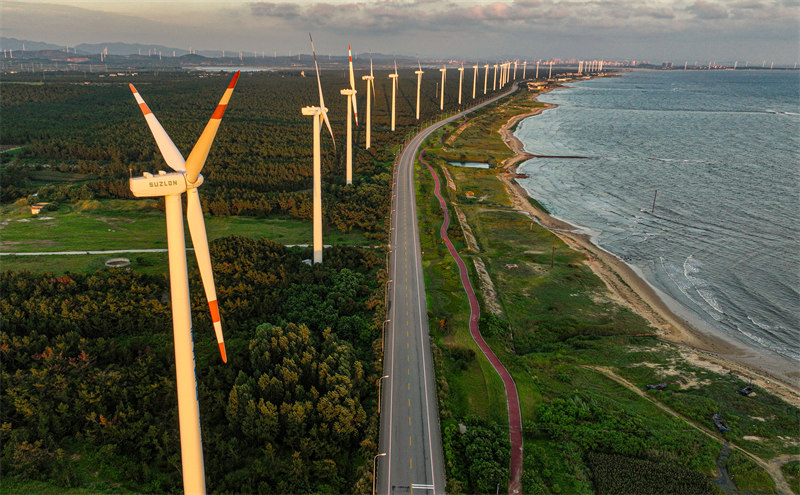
top-left (1, 67), bottom-right (501, 238)
top-left (0, 66), bottom-right (500, 492)
top-left (1, 237), bottom-right (386, 493)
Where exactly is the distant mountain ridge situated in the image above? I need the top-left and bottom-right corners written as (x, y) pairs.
top-left (0, 37), bottom-right (411, 62)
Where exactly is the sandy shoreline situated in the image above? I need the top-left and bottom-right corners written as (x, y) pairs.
top-left (495, 90), bottom-right (800, 407)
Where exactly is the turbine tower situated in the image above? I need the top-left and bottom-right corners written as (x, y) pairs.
top-left (415, 61), bottom-right (424, 120)
top-left (341, 44), bottom-right (359, 184)
top-left (439, 66), bottom-right (447, 110)
top-left (362, 58), bottom-right (375, 149)
top-left (483, 64), bottom-right (489, 94)
top-left (128, 71), bottom-right (239, 495)
top-left (548, 60), bottom-right (553, 80)
top-left (457, 65), bottom-right (464, 105)
top-left (493, 63), bottom-right (498, 90)
top-left (536, 60), bottom-right (540, 79)
top-left (472, 63), bottom-right (479, 99)
top-left (513, 60), bottom-right (518, 79)
top-left (389, 60), bottom-right (399, 131)
top-left (303, 34), bottom-right (336, 264)
top-left (523, 60), bottom-right (527, 79)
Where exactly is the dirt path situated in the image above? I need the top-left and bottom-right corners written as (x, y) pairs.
top-left (420, 145), bottom-right (524, 494)
top-left (584, 365), bottom-right (795, 494)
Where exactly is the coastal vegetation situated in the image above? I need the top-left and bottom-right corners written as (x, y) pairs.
top-left (1, 238), bottom-right (385, 493)
top-left (416, 86), bottom-right (799, 494)
top-left (0, 68), bottom-right (500, 492)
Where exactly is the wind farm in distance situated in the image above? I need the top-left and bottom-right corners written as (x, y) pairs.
top-left (2, 1), bottom-right (800, 494)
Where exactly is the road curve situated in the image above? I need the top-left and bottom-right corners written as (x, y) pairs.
top-left (378, 82), bottom-right (523, 495)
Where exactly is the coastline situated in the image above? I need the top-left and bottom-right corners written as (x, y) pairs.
top-left (495, 90), bottom-right (800, 407)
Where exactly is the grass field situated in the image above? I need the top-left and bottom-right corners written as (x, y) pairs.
top-left (1, 199), bottom-right (374, 274)
top-left (416, 87), bottom-right (797, 494)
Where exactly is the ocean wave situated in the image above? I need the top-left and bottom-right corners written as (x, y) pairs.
top-left (737, 326), bottom-right (800, 361)
top-left (684, 256), bottom-right (725, 315)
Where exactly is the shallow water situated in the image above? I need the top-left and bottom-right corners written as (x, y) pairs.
top-left (514, 70), bottom-right (800, 366)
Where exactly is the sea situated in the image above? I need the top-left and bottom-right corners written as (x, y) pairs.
top-left (514, 69), bottom-right (800, 372)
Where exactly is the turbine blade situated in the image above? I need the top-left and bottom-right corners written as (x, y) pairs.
top-left (370, 56), bottom-right (374, 78)
top-left (184, 71), bottom-right (241, 184)
top-left (129, 84), bottom-right (186, 172)
top-left (186, 188), bottom-right (226, 363)
top-left (348, 44), bottom-right (359, 125)
top-left (310, 34), bottom-right (335, 147)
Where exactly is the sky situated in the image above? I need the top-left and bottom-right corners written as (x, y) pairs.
top-left (2, 0), bottom-right (799, 64)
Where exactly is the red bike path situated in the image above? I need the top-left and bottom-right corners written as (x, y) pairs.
top-left (419, 145), bottom-right (523, 494)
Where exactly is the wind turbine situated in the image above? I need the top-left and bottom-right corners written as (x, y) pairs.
top-left (128, 71), bottom-right (239, 495)
top-left (302, 34), bottom-right (336, 264)
top-left (340, 44), bottom-right (358, 184)
top-left (389, 60), bottom-right (399, 131)
top-left (439, 66), bottom-right (447, 110)
top-left (472, 63), bottom-right (479, 99)
top-left (483, 63), bottom-right (489, 94)
top-left (523, 60), bottom-right (527, 79)
top-left (513, 60), bottom-right (518, 79)
top-left (414, 61), bottom-right (424, 120)
top-left (362, 57), bottom-right (375, 148)
top-left (493, 63), bottom-right (498, 90)
top-left (548, 60), bottom-right (553, 80)
top-left (457, 65), bottom-right (464, 105)
top-left (536, 60), bottom-right (540, 79)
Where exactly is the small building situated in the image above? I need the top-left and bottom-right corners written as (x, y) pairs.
top-left (30, 202), bottom-right (50, 215)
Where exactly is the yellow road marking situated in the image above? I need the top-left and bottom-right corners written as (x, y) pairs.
top-left (409, 416), bottom-right (411, 425)
top-left (408, 398), bottom-right (411, 406)
top-left (410, 458), bottom-right (413, 470)
top-left (408, 382), bottom-right (410, 390)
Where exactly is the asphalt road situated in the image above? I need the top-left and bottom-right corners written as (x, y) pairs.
top-left (377, 81), bottom-right (522, 495)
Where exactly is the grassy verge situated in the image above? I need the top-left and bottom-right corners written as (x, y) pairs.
top-left (1, 199), bottom-right (373, 274)
top-left (416, 86), bottom-right (798, 494)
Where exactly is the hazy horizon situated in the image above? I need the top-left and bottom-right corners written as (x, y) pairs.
top-left (1, 0), bottom-right (798, 64)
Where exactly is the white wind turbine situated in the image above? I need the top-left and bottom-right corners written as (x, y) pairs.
top-left (439, 66), bottom-right (447, 110)
top-left (457, 64), bottom-right (464, 105)
top-left (414, 61), bottom-right (424, 120)
top-left (493, 63), bottom-right (498, 90)
top-left (302, 34), bottom-right (336, 264)
top-left (128, 71), bottom-right (240, 495)
top-left (523, 60), bottom-right (527, 79)
top-left (513, 60), bottom-right (518, 79)
top-left (548, 60), bottom-right (553, 79)
top-left (362, 57), bottom-right (375, 148)
top-left (472, 63), bottom-right (479, 99)
top-left (535, 60), bottom-right (540, 79)
top-left (340, 44), bottom-right (359, 184)
top-left (389, 60), bottom-right (399, 131)
top-left (483, 63), bottom-right (489, 94)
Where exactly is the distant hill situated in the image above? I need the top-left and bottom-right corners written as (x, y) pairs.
top-left (0, 37), bottom-right (65, 52)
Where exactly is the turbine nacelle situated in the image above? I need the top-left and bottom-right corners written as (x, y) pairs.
top-left (130, 171), bottom-right (205, 198)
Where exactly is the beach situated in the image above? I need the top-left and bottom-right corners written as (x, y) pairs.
top-left (495, 91), bottom-right (800, 408)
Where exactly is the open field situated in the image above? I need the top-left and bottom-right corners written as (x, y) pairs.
top-left (0, 199), bottom-right (373, 274)
top-left (416, 87), bottom-right (799, 494)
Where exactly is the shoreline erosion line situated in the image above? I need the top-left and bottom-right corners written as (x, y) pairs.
top-left (419, 143), bottom-right (524, 494)
top-left (496, 85), bottom-right (800, 406)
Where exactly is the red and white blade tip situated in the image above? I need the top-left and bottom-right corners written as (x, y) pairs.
top-left (129, 84), bottom-right (152, 115)
top-left (208, 299), bottom-right (227, 363)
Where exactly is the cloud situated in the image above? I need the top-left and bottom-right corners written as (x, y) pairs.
top-left (687, 1), bottom-right (729, 19)
top-left (634, 6), bottom-right (675, 19)
top-left (250, 2), bottom-right (301, 19)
